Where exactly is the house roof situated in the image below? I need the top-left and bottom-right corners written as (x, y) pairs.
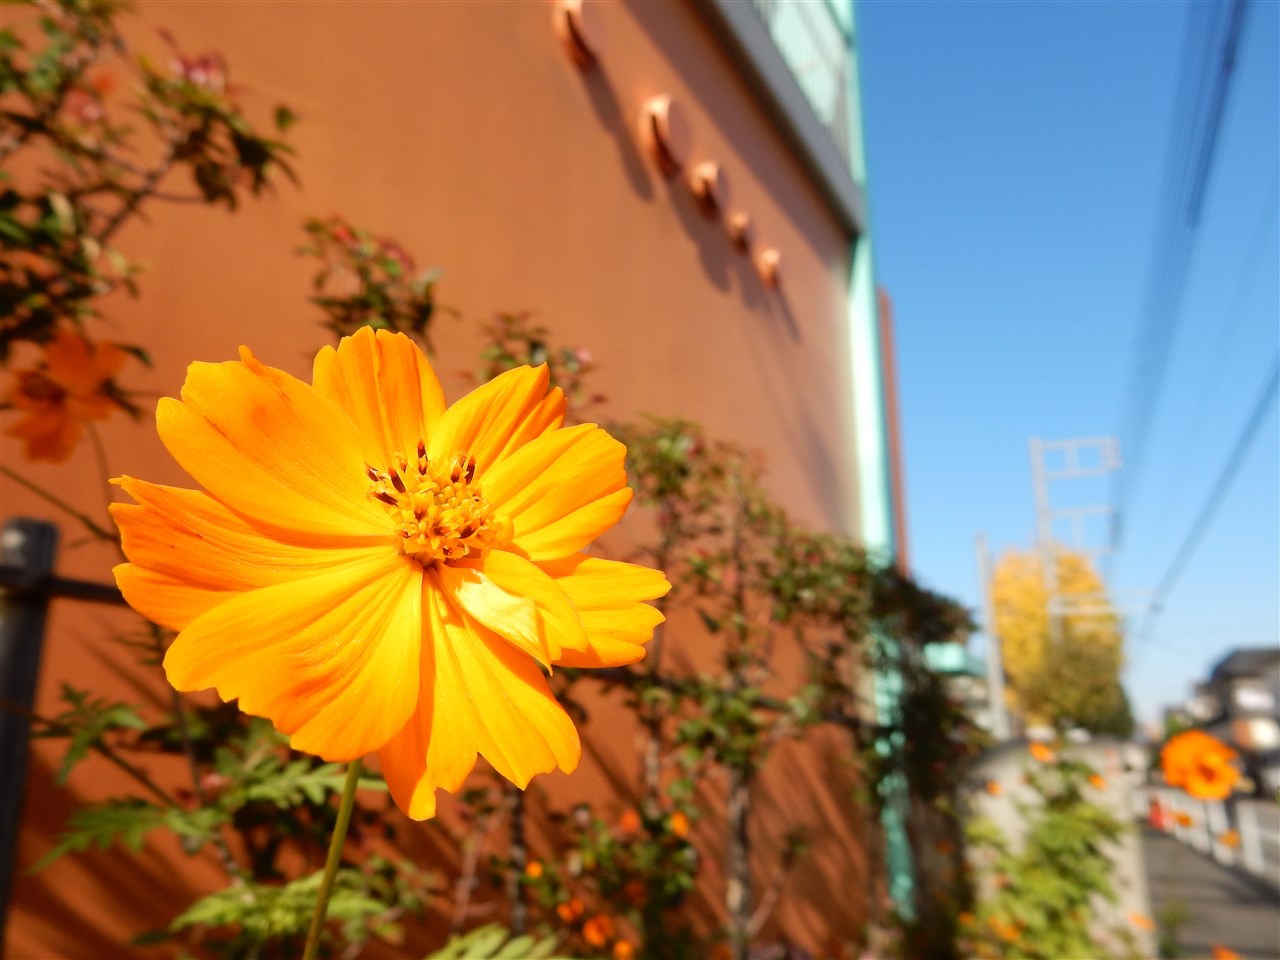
top-left (1210, 647), bottom-right (1280, 680)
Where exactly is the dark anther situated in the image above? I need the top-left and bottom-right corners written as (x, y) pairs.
top-left (417, 439), bottom-right (427, 458)
top-left (458, 523), bottom-right (476, 539)
top-left (464, 456), bottom-right (476, 484)
top-left (450, 463), bottom-right (462, 483)
top-left (374, 491), bottom-right (398, 506)
top-left (389, 469), bottom-right (407, 494)
top-left (365, 465), bottom-right (380, 482)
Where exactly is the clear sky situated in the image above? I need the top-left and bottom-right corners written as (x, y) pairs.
top-left (857, 0), bottom-right (1279, 727)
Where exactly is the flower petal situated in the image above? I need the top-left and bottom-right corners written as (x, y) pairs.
top-left (378, 581), bottom-right (479, 820)
top-left (482, 423), bottom-right (631, 560)
top-left (164, 551), bottom-right (422, 761)
top-left (4, 408), bottom-right (80, 463)
top-left (434, 562), bottom-right (548, 665)
top-left (437, 588), bottom-right (580, 787)
top-left (428, 365), bottom-right (562, 474)
top-left (311, 326), bottom-right (446, 466)
top-left (157, 348), bottom-right (389, 539)
top-left (474, 549), bottom-right (588, 657)
top-left (540, 554), bottom-right (669, 667)
top-left (378, 582), bottom-right (580, 819)
top-left (111, 477), bottom-right (378, 629)
top-left (43, 329), bottom-right (105, 396)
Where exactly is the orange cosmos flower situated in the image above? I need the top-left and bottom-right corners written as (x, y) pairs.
top-left (1128, 913), bottom-right (1155, 932)
top-left (582, 914), bottom-right (614, 948)
top-left (5, 327), bottom-right (128, 462)
top-left (618, 808), bottom-right (641, 835)
top-left (111, 328), bottom-right (669, 820)
top-left (1161, 730), bottom-right (1239, 800)
top-left (1028, 741), bottom-right (1055, 763)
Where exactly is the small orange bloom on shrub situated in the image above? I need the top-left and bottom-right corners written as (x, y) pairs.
top-left (613, 941), bottom-right (635, 960)
top-left (985, 780), bottom-right (1001, 796)
top-left (5, 327), bottom-right (128, 462)
top-left (618, 809), bottom-right (641, 835)
top-left (1218, 829), bottom-right (1240, 849)
top-left (556, 897), bottom-right (585, 922)
top-left (1129, 912), bottom-right (1155, 932)
top-left (1175, 812), bottom-right (1193, 828)
top-left (1029, 741), bottom-right (1054, 763)
top-left (582, 914), bottom-right (614, 948)
top-left (110, 328), bottom-right (670, 820)
top-left (669, 810), bottom-right (690, 837)
top-left (1212, 947), bottom-right (1242, 960)
top-left (524, 860), bottom-right (543, 879)
top-left (1089, 773), bottom-right (1106, 790)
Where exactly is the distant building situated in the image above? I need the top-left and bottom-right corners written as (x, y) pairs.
top-left (1171, 647), bottom-right (1280, 795)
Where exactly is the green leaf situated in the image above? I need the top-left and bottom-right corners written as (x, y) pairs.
top-left (424, 924), bottom-right (567, 960)
top-left (32, 798), bottom-right (165, 871)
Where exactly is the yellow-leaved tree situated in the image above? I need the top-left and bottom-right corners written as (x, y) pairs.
top-left (991, 548), bottom-right (1131, 735)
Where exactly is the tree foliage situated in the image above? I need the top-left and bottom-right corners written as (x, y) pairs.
top-left (991, 549), bottom-right (1130, 735)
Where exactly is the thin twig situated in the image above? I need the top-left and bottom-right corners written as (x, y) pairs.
top-left (0, 463), bottom-right (117, 542)
top-left (24, 710), bottom-right (177, 807)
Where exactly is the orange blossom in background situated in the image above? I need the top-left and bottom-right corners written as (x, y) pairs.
top-left (1160, 730), bottom-right (1240, 801)
top-left (112, 327), bottom-right (670, 819)
top-left (5, 327), bottom-right (128, 462)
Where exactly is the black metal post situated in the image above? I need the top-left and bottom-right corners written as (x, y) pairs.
top-left (0, 517), bottom-right (58, 953)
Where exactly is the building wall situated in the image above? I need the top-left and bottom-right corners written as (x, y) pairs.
top-left (3, 1), bottom-right (878, 954)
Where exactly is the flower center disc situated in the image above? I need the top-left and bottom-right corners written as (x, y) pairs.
top-left (367, 443), bottom-right (511, 565)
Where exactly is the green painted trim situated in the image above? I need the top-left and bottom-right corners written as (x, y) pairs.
top-left (845, 0), bottom-right (914, 916)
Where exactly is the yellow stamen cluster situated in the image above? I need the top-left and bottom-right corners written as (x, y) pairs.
top-left (367, 442), bottom-right (511, 564)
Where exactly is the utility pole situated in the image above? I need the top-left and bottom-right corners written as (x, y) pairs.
top-left (974, 533), bottom-right (1010, 740)
top-left (1028, 437), bottom-right (1123, 643)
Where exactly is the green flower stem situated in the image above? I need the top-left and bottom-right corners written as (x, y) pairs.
top-left (303, 758), bottom-right (362, 960)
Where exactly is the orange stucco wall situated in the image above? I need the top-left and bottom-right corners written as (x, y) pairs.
top-left (2, 1), bottom-right (874, 955)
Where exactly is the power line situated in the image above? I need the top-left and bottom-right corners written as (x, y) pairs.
top-left (1110, 0), bottom-right (1252, 563)
top-left (1129, 353), bottom-right (1279, 669)
top-left (1151, 173), bottom-right (1278, 527)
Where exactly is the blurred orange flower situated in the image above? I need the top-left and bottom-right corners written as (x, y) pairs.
top-left (1218, 829), bottom-right (1240, 849)
top-left (1129, 913), bottom-right (1155, 932)
top-left (1175, 812), bottom-right (1193, 828)
top-left (1211, 947), bottom-right (1242, 960)
top-left (985, 780), bottom-right (1002, 796)
top-left (669, 810), bottom-right (690, 838)
top-left (1088, 773), bottom-right (1106, 790)
top-left (5, 328), bottom-right (127, 462)
top-left (582, 914), bottom-right (614, 947)
top-left (111, 328), bottom-right (669, 820)
top-left (556, 897), bottom-right (586, 923)
top-left (1161, 730), bottom-right (1240, 800)
top-left (525, 860), bottom-right (543, 879)
top-left (613, 941), bottom-right (635, 960)
top-left (618, 809), bottom-right (641, 835)
top-left (1029, 741), bottom-right (1055, 763)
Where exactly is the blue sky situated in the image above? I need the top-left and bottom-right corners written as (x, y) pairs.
top-left (857, 1), bottom-right (1279, 726)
